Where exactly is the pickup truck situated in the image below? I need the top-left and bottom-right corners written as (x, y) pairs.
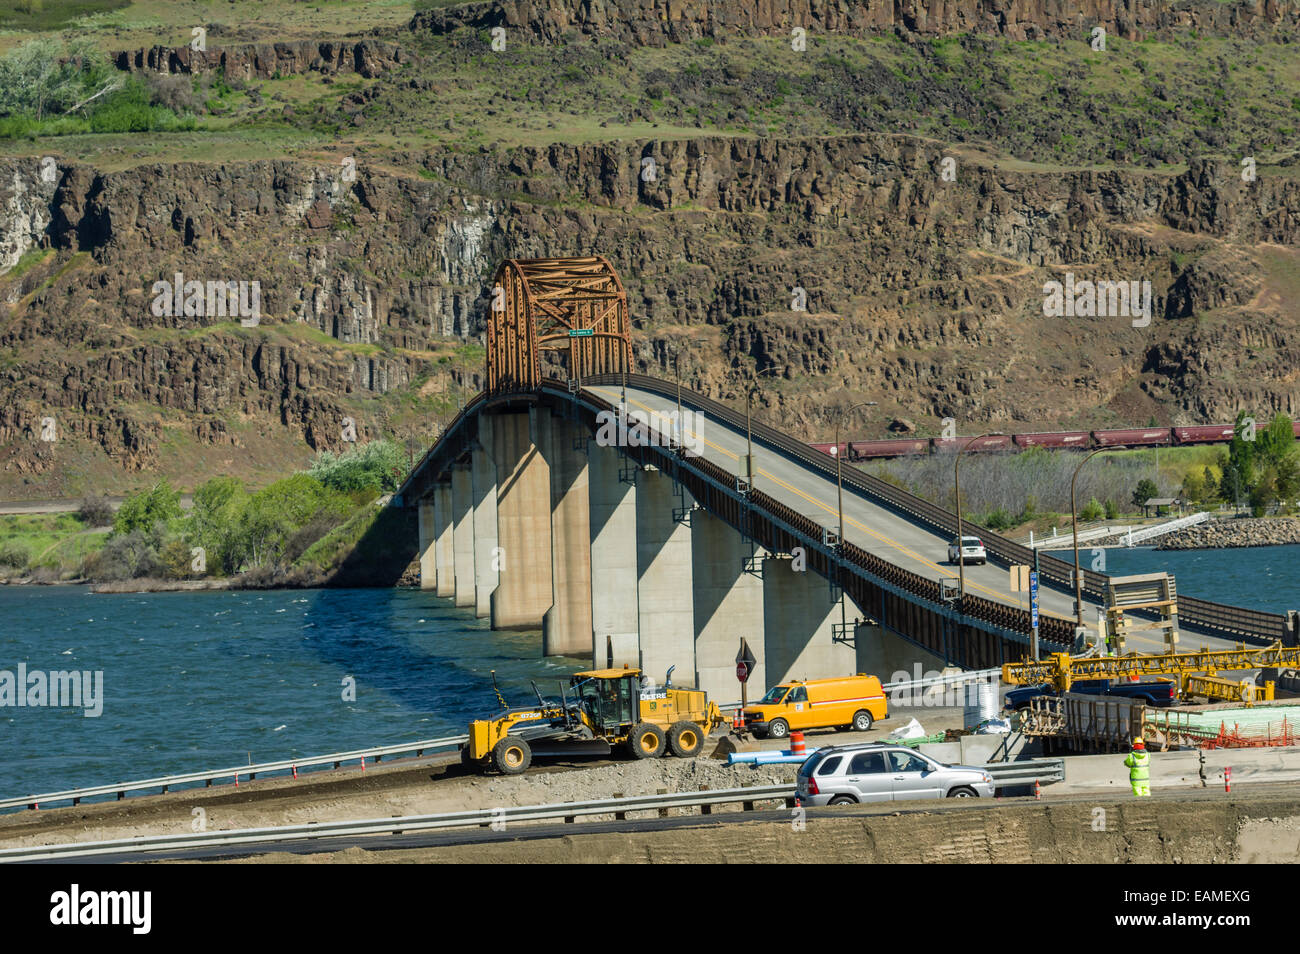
top-left (1003, 678), bottom-right (1178, 711)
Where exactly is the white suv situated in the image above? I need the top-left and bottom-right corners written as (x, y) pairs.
top-left (948, 535), bottom-right (987, 565)
top-left (796, 743), bottom-right (995, 805)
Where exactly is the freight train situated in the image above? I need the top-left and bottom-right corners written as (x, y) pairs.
top-left (809, 422), bottom-right (1300, 463)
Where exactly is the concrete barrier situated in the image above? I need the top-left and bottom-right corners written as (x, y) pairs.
top-left (1058, 745), bottom-right (1300, 793)
top-left (917, 742), bottom-right (961, 763)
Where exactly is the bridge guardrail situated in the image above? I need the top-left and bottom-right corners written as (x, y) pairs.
top-left (0, 735), bottom-right (469, 813)
top-left (0, 785), bottom-right (796, 862)
top-left (579, 374), bottom-right (1288, 646)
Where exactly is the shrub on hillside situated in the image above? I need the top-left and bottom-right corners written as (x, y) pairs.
top-left (113, 480), bottom-right (182, 536)
top-left (309, 440), bottom-right (405, 494)
top-left (78, 495), bottom-right (114, 527)
top-left (0, 541), bottom-right (30, 570)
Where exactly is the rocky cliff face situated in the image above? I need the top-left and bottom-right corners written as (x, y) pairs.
top-left (2, 128), bottom-right (1297, 489)
top-left (112, 39), bottom-right (406, 80)
top-left (412, 0), bottom-right (1300, 45)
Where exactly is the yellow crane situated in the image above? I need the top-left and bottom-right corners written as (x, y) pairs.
top-left (1002, 641), bottom-right (1300, 703)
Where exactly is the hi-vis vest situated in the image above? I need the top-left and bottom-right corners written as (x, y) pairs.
top-left (1125, 751), bottom-right (1149, 781)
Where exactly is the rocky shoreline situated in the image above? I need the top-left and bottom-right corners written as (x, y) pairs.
top-left (1157, 518), bottom-right (1300, 550)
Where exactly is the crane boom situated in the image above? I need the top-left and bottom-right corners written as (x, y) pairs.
top-left (1002, 641), bottom-right (1300, 693)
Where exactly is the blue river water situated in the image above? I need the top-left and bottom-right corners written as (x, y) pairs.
top-left (0, 587), bottom-right (584, 800)
top-left (1075, 544), bottom-right (1300, 614)
top-left (1, 545), bottom-right (1297, 799)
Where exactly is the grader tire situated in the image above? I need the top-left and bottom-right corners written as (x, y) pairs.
top-left (667, 721), bottom-right (705, 758)
top-left (627, 722), bottom-right (666, 759)
top-left (491, 736), bottom-right (532, 775)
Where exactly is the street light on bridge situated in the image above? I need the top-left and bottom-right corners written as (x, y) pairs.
top-left (829, 401), bottom-right (877, 648)
top-left (744, 366), bottom-right (789, 490)
top-left (953, 432), bottom-right (1003, 605)
top-left (830, 401), bottom-right (878, 552)
top-left (1070, 447), bottom-right (1107, 633)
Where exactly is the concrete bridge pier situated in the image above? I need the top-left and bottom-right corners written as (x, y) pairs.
top-left (636, 467), bottom-right (696, 686)
top-left (451, 467), bottom-right (476, 609)
top-left (417, 499), bottom-right (437, 591)
top-left (489, 410), bottom-right (553, 631)
top-left (854, 620), bottom-right (945, 683)
top-left (540, 414), bottom-right (593, 657)
top-left (470, 421), bottom-right (499, 619)
top-left (761, 556), bottom-right (859, 685)
top-left (588, 443), bottom-right (639, 668)
top-left (691, 510), bottom-right (765, 701)
top-left (432, 483), bottom-right (455, 598)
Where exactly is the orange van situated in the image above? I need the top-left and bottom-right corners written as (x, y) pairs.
top-left (742, 674), bottom-right (887, 739)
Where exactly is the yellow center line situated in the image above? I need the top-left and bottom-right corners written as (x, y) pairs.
top-left (595, 388), bottom-right (1074, 619)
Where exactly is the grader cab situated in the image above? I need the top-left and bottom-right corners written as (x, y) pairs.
top-left (461, 666), bottom-right (725, 775)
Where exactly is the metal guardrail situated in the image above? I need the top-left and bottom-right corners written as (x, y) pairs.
top-left (1124, 511), bottom-right (1210, 545)
top-left (0, 735), bottom-right (469, 813)
top-left (0, 785), bottom-right (795, 862)
top-left (983, 758), bottom-right (1065, 787)
top-left (883, 667), bottom-right (1002, 691)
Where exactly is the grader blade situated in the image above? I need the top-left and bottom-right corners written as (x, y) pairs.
top-left (528, 738), bottom-right (614, 758)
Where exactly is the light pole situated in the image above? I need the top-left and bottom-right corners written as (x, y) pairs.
top-left (744, 366), bottom-right (787, 489)
top-left (830, 400), bottom-right (877, 647)
top-left (1070, 447), bottom-right (1106, 631)
top-left (953, 432), bottom-right (1003, 605)
top-left (832, 401), bottom-right (878, 551)
top-left (674, 349), bottom-right (683, 448)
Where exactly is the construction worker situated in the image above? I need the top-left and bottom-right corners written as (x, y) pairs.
top-left (1124, 737), bottom-right (1150, 797)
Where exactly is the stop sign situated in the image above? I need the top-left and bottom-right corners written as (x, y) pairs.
top-left (736, 661), bottom-right (750, 683)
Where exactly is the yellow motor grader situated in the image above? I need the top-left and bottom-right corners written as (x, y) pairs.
top-left (461, 666), bottom-right (726, 775)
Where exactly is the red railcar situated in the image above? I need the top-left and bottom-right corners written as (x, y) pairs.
top-left (810, 439), bottom-right (929, 460)
top-left (1091, 427), bottom-right (1171, 448)
top-left (932, 435), bottom-right (1014, 453)
top-left (1293, 422), bottom-right (1300, 440)
top-left (1013, 431), bottom-right (1091, 449)
top-left (1173, 424), bottom-right (1235, 445)
top-left (848, 438), bottom-right (931, 459)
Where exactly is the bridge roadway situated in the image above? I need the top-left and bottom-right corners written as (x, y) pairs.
top-left (592, 383), bottom-right (1243, 657)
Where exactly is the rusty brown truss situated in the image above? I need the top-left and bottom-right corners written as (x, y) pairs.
top-left (486, 256), bottom-right (632, 392)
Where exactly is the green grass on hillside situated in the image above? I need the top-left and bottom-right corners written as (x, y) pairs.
top-left (0, 0), bottom-right (129, 31)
